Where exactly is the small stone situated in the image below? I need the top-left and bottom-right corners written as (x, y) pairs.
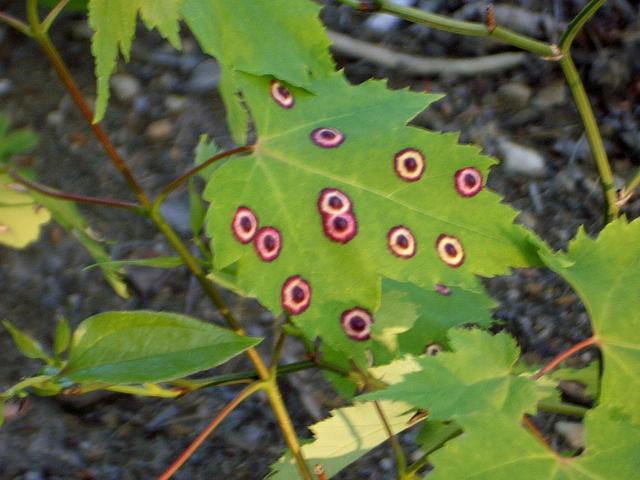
top-left (555, 421), bottom-right (585, 449)
top-left (146, 119), bottom-right (173, 141)
top-left (46, 110), bottom-right (64, 128)
top-left (71, 20), bottom-right (93, 40)
top-left (0, 78), bottom-right (13, 97)
top-left (532, 80), bottom-right (567, 109)
top-left (379, 457), bottom-right (395, 472)
top-left (497, 82), bottom-right (532, 108)
top-left (498, 139), bottom-right (546, 178)
top-left (187, 59), bottom-right (221, 93)
top-left (165, 94), bottom-right (187, 113)
top-left (110, 74), bottom-right (141, 103)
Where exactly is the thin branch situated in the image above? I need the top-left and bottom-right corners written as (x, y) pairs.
top-left (7, 168), bottom-right (142, 212)
top-left (373, 400), bottom-right (407, 475)
top-left (618, 167), bottom-right (640, 207)
top-left (533, 336), bottom-right (598, 380)
top-left (0, 11), bottom-right (31, 36)
top-left (42, 0), bottom-right (69, 32)
top-left (521, 415), bottom-right (557, 456)
top-left (154, 145), bottom-right (254, 208)
top-left (559, 55), bottom-right (618, 222)
top-left (560, 0), bottom-right (606, 53)
top-left (26, 0), bottom-right (151, 209)
top-left (270, 329), bottom-right (288, 373)
top-left (158, 382), bottom-right (263, 480)
top-left (328, 30), bottom-right (527, 76)
top-left (536, 398), bottom-right (588, 418)
top-left (405, 423), bottom-right (463, 477)
top-left (334, 0), bottom-right (556, 57)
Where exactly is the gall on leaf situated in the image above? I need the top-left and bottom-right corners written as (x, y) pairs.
top-left (270, 80), bottom-right (295, 109)
top-left (281, 275), bottom-right (312, 315)
top-left (434, 283), bottom-right (451, 296)
top-left (322, 213), bottom-right (358, 244)
top-left (318, 188), bottom-right (352, 216)
top-left (254, 226), bottom-right (282, 262)
top-left (387, 226), bottom-right (417, 259)
top-left (436, 234), bottom-right (465, 267)
top-left (341, 307), bottom-right (374, 341)
top-left (232, 206), bottom-right (259, 244)
top-left (394, 148), bottom-right (425, 182)
top-left (454, 167), bottom-right (483, 197)
top-left (311, 127), bottom-right (345, 148)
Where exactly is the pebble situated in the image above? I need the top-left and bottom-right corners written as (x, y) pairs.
top-left (46, 110), bottom-right (64, 128)
top-left (555, 421), bottom-right (585, 449)
top-left (187, 59), bottom-right (221, 93)
top-left (0, 78), bottom-right (12, 97)
top-left (497, 82), bottom-right (532, 108)
top-left (532, 80), bottom-right (567, 109)
top-left (146, 119), bottom-right (174, 141)
top-left (498, 139), bottom-right (546, 178)
top-left (110, 74), bottom-right (141, 103)
top-left (165, 94), bottom-right (187, 113)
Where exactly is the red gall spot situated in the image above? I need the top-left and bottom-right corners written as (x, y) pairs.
top-left (311, 127), bottom-right (345, 148)
top-left (436, 234), bottom-right (465, 267)
top-left (387, 226), bottom-right (416, 259)
top-left (254, 226), bottom-right (282, 262)
top-left (425, 343), bottom-right (444, 356)
top-left (322, 213), bottom-right (358, 244)
top-left (341, 307), bottom-right (374, 341)
top-left (434, 284), bottom-right (451, 296)
top-left (231, 206), bottom-right (258, 244)
top-left (281, 275), bottom-right (311, 315)
top-left (318, 188), bottom-right (352, 216)
top-left (270, 80), bottom-right (294, 109)
top-left (454, 167), bottom-right (483, 197)
top-left (394, 148), bottom-right (425, 182)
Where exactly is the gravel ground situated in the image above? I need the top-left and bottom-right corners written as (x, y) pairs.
top-left (0, 1), bottom-right (639, 478)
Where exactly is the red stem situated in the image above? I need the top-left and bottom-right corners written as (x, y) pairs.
top-left (521, 415), bottom-right (556, 455)
top-left (158, 383), bottom-right (261, 480)
top-left (155, 145), bottom-right (254, 206)
top-left (7, 169), bottom-right (141, 212)
top-left (33, 34), bottom-right (151, 209)
top-left (532, 336), bottom-right (598, 380)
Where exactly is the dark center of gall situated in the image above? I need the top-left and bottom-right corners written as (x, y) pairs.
top-left (240, 216), bottom-right (252, 232)
top-left (396, 234), bottom-right (409, 248)
top-left (292, 286), bottom-right (305, 303)
top-left (333, 216), bottom-right (348, 232)
top-left (404, 157), bottom-right (418, 172)
top-left (277, 86), bottom-right (290, 98)
top-left (264, 235), bottom-right (276, 251)
top-left (320, 129), bottom-right (336, 140)
top-left (464, 173), bottom-right (477, 187)
top-left (350, 316), bottom-right (366, 331)
top-left (329, 196), bottom-right (343, 209)
top-left (445, 243), bottom-right (457, 257)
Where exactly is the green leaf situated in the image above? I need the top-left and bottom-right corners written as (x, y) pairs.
top-left (29, 191), bottom-right (129, 298)
top-left (205, 73), bottom-right (538, 359)
top-left (2, 320), bottom-right (50, 361)
top-left (54, 317), bottom-right (71, 356)
top-left (538, 218), bottom-right (640, 423)
top-left (429, 408), bottom-right (640, 479)
top-left (0, 129), bottom-right (39, 164)
top-left (61, 310), bottom-right (261, 384)
top-left (393, 278), bottom-right (497, 355)
top-left (364, 329), bottom-right (548, 421)
top-left (182, 0), bottom-right (334, 143)
top-left (0, 174), bottom-right (51, 249)
top-left (88, 0), bottom-right (184, 122)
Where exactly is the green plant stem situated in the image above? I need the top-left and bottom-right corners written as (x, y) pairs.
top-left (41, 0), bottom-right (69, 32)
top-left (336, 0), bottom-right (555, 57)
top-left (0, 11), bottom-right (32, 36)
top-left (560, 0), bottom-right (606, 52)
top-left (158, 382), bottom-right (264, 480)
top-left (536, 398), bottom-right (588, 418)
top-left (7, 168), bottom-right (143, 212)
top-left (24, 6), bottom-right (312, 476)
top-left (154, 145), bottom-right (254, 208)
top-left (26, 0), bottom-right (151, 209)
top-left (373, 400), bottom-right (407, 476)
top-left (270, 329), bottom-right (288, 374)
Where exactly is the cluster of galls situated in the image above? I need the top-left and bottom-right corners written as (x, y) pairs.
top-left (227, 80), bottom-right (489, 341)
